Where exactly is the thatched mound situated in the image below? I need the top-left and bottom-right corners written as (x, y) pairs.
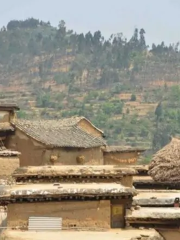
top-left (148, 138), bottom-right (180, 182)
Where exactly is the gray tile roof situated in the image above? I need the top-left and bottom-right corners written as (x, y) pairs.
top-left (52, 116), bottom-right (104, 134)
top-left (12, 119), bottom-right (106, 148)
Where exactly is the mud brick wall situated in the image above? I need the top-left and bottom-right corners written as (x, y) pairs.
top-left (7, 201), bottom-right (110, 229)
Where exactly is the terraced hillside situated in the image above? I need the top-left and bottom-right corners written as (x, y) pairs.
top-left (0, 18), bottom-right (180, 155)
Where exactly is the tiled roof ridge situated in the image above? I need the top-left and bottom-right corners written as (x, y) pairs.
top-left (12, 116), bottom-right (104, 133)
top-left (11, 119), bottom-right (106, 148)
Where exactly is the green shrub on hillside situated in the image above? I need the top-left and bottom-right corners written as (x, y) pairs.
top-left (130, 94), bottom-right (136, 101)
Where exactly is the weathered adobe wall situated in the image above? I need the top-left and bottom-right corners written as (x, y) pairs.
top-left (6, 130), bottom-right (46, 167)
top-left (158, 230), bottom-right (180, 240)
top-left (0, 110), bottom-right (16, 123)
top-left (104, 152), bottom-right (138, 165)
top-left (48, 147), bottom-right (104, 165)
top-left (121, 176), bottom-right (133, 187)
top-left (0, 157), bottom-right (19, 178)
top-left (78, 119), bottom-right (103, 138)
top-left (6, 129), bottom-right (103, 166)
top-left (7, 201), bottom-right (110, 229)
top-left (0, 111), bottom-right (10, 122)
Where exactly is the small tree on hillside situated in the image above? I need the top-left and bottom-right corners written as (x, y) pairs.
top-left (130, 94), bottom-right (136, 101)
top-left (155, 102), bottom-right (163, 121)
top-left (126, 108), bottom-right (130, 114)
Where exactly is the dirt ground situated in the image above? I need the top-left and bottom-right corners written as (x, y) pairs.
top-left (1, 229), bottom-right (163, 240)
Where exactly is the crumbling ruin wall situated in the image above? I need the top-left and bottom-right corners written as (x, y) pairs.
top-left (7, 201), bottom-right (110, 229)
top-left (6, 129), bottom-right (103, 166)
top-left (104, 152), bottom-right (138, 165)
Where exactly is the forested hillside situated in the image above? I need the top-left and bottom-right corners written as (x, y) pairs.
top-left (0, 18), bottom-right (180, 155)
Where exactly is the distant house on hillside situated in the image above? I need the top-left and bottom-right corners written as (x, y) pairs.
top-left (7, 116), bottom-right (106, 167)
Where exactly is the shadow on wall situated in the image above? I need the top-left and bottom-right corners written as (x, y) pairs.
top-left (158, 230), bottom-right (180, 240)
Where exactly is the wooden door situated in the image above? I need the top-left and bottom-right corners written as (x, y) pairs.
top-left (111, 204), bottom-right (125, 228)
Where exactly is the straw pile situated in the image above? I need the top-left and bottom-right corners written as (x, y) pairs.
top-left (148, 137), bottom-right (180, 182)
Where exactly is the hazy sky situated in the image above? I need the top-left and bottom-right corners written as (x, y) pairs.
top-left (1, 0), bottom-right (180, 45)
